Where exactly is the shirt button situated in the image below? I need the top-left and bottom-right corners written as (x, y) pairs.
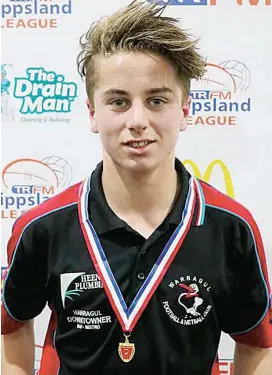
top-left (137, 272), bottom-right (145, 281)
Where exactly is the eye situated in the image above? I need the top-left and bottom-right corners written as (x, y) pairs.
top-left (109, 99), bottom-right (128, 108)
top-left (148, 98), bottom-right (167, 106)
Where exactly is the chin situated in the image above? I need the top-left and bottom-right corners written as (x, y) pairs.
top-left (117, 157), bottom-right (160, 174)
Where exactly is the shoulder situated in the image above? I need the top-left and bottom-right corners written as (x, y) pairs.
top-left (199, 179), bottom-right (259, 237)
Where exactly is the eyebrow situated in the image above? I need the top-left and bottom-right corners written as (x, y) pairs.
top-left (103, 87), bottom-right (173, 96)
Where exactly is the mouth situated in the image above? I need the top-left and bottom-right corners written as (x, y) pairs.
top-left (123, 140), bottom-right (155, 149)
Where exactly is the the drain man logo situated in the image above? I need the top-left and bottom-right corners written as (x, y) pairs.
top-left (1, 156), bottom-right (72, 219)
top-left (188, 61), bottom-right (251, 126)
top-left (14, 67), bottom-right (77, 114)
top-left (183, 159), bottom-right (234, 198)
top-left (1, 0), bottom-right (72, 29)
top-left (2, 65), bottom-right (77, 123)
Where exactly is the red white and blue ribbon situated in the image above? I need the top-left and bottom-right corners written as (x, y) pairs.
top-left (78, 177), bottom-right (197, 333)
top-left (194, 178), bottom-right (205, 226)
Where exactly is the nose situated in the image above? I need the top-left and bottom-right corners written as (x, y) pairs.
top-left (126, 101), bottom-right (149, 132)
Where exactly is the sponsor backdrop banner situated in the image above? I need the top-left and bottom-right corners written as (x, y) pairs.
top-left (1, 0), bottom-right (271, 373)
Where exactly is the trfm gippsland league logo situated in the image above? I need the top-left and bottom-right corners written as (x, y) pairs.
top-left (188, 60), bottom-right (251, 126)
top-left (1, 64), bottom-right (77, 123)
top-left (1, 156), bottom-right (72, 219)
top-left (149, 0), bottom-right (271, 6)
top-left (1, 0), bottom-right (72, 29)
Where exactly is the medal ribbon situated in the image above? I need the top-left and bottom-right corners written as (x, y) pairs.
top-left (78, 176), bottom-right (197, 333)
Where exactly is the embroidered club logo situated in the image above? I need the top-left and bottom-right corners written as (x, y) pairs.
top-left (163, 276), bottom-right (212, 325)
top-left (178, 283), bottom-right (203, 317)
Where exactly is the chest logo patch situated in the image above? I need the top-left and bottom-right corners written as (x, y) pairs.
top-left (60, 272), bottom-right (103, 308)
top-left (59, 272), bottom-right (111, 331)
top-left (163, 275), bottom-right (212, 326)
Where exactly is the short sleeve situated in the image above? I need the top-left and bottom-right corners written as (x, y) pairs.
top-left (1, 216), bottom-right (49, 334)
top-left (220, 213), bottom-right (272, 348)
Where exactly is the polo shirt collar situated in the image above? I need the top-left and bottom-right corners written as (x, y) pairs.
top-left (89, 159), bottom-right (205, 235)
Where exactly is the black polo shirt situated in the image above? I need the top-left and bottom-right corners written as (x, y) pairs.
top-left (2, 159), bottom-right (272, 375)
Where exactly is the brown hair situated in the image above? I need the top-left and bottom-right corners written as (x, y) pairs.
top-left (77, 0), bottom-right (206, 104)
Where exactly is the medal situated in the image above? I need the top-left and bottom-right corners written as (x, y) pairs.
top-left (79, 176), bottom-right (202, 362)
top-left (118, 333), bottom-right (135, 362)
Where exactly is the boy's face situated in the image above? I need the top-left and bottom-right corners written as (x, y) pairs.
top-left (88, 52), bottom-right (190, 173)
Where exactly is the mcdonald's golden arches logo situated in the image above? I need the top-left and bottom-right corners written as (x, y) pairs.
top-left (183, 160), bottom-right (234, 198)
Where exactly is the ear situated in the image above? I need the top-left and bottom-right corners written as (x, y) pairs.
top-left (180, 96), bottom-right (192, 131)
top-left (86, 98), bottom-right (98, 133)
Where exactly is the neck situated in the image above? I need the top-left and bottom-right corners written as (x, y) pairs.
top-left (101, 154), bottom-right (179, 236)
